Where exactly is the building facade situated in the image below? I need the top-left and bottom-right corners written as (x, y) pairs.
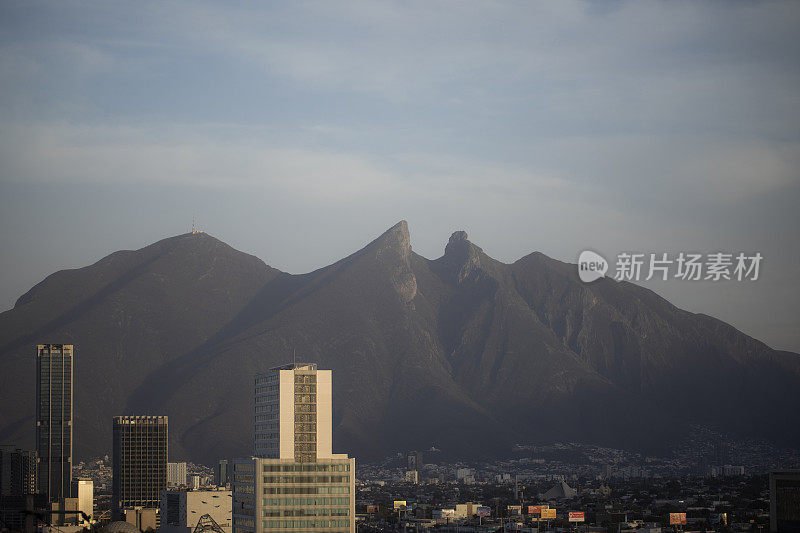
top-left (770, 470), bottom-right (800, 533)
top-left (71, 479), bottom-right (93, 525)
top-left (216, 460), bottom-right (230, 487)
top-left (36, 344), bottom-right (73, 503)
top-left (0, 445), bottom-right (37, 496)
top-left (160, 488), bottom-right (232, 533)
top-left (168, 462), bottom-right (188, 487)
top-left (112, 415), bottom-right (168, 518)
top-left (232, 363), bottom-right (355, 533)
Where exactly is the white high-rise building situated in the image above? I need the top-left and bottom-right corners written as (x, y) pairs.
top-left (167, 462), bottom-right (187, 487)
top-left (71, 479), bottom-right (93, 525)
top-left (232, 363), bottom-right (355, 533)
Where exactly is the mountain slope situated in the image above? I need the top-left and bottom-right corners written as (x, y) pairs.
top-left (0, 222), bottom-right (797, 463)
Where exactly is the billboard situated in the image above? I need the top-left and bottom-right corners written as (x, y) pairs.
top-left (507, 505), bottom-right (522, 515)
top-left (669, 513), bottom-right (687, 525)
top-left (476, 506), bottom-right (491, 517)
top-left (366, 505), bottom-right (378, 514)
top-left (528, 505), bottom-right (549, 516)
top-left (393, 500), bottom-right (407, 510)
top-left (569, 512), bottom-right (585, 522)
top-left (541, 508), bottom-right (557, 519)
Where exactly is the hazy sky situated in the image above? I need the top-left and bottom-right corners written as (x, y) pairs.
top-left (1, 1), bottom-right (799, 351)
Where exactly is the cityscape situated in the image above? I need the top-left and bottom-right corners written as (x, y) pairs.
top-left (0, 345), bottom-right (798, 533)
top-left (2, 1), bottom-right (800, 533)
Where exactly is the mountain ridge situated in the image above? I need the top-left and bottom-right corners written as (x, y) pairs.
top-left (0, 221), bottom-right (797, 463)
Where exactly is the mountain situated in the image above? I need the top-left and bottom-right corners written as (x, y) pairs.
top-left (0, 222), bottom-right (798, 464)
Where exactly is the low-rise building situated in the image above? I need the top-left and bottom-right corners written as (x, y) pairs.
top-left (160, 489), bottom-right (232, 533)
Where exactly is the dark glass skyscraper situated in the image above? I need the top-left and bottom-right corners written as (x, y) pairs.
top-left (112, 415), bottom-right (168, 517)
top-left (36, 344), bottom-right (73, 503)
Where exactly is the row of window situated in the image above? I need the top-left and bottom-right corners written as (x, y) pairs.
top-left (294, 394), bottom-right (316, 404)
top-left (262, 475), bottom-right (349, 484)
top-left (261, 519), bottom-right (349, 528)
top-left (261, 464), bottom-right (350, 473)
top-left (262, 497), bottom-right (350, 506)
top-left (262, 486), bottom-right (349, 495)
top-left (263, 508), bottom-right (349, 517)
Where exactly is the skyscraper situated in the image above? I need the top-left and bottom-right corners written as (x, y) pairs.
top-left (232, 363), bottom-right (355, 533)
top-left (36, 344), bottom-right (73, 503)
top-left (112, 416), bottom-right (168, 518)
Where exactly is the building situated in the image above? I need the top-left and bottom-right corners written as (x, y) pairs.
top-left (71, 479), bottom-right (93, 525)
top-left (168, 462), bottom-right (188, 487)
top-left (36, 344), bottom-right (73, 503)
top-left (770, 470), bottom-right (800, 533)
top-left (112, 416), bottom-right (168, 520)
top-left (160, 489), bottom-right (232, 533)
top-left (232, 363), bottom-right (355, 533)
top-left (0, 445), bottom-right (37, 496)
top-left (407, 451), bottom-right (423, 471)
top-left (216, 460), bottom-right (229, 487)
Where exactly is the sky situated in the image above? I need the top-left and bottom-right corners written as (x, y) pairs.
top-left (0, 1), bottom-right (798, 352)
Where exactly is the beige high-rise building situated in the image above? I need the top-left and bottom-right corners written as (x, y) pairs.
top-left (232, 363), bottom-right (355, 533)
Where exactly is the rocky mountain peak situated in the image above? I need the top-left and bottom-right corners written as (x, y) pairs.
top-left (440, 230), bottom-right (484, 284)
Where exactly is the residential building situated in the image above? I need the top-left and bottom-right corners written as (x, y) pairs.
top-left (0, 445), bottom-right (37, 496)
top-left (168, 462), bottom-right (187, 487)
top-left (36, 344), bottom-right (73, 503)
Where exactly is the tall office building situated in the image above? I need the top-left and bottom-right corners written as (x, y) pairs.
top-left (232, 363), bottom-right (355, 533)
top-left (36, 344), bottom-right (73, 503)
top-left (112, 416), bottom-right (168, 519)
top-left (0, 445), bottom-right (38, 496)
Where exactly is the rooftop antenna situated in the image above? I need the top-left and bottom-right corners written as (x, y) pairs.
top-left (293, 348), bottom-right (296, 367)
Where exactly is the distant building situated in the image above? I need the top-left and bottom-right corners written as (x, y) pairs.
top-left (453, 502), bottom-right (482, 519)
top-left (112, 415), bottom-right (168, 520)
top-left (407, 451), bottom-right (423, 471)
top-left (216, 460), bottom-right (229, 487)
top-left (168, 462), bottom-right (187, 487)
top-left (232, 363), bottom-right (355, 533)
top-left (36, 344), bottom-right (73, 503)
top-left (770, 471), bottom-right (800, 533)
top-left (190, 474), bottom-right (201, 490)
top-left (160, 489), bottom-right (232, 533)
top-left (0, 445), bottom-right (37, 496)
top-left (71, 479), bottom-right (93, 525)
